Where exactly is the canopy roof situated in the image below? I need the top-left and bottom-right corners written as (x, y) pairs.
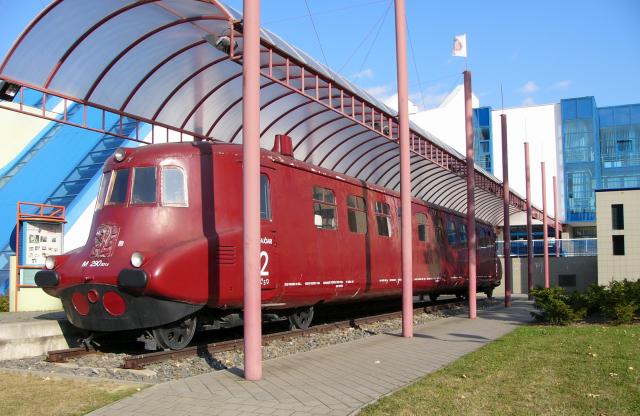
top-left (0, 0), bottom-right (551, 225)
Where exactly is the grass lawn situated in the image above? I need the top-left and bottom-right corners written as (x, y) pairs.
top-left (360, 324), bottom-right (640, 416)
top-left (0, 371), bottom-right (143, 416)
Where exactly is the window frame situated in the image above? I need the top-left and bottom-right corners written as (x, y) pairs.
top-left (105, 168), bottom-right (130, 206)
top-left (611, 204), bottom-right (624, 230)
top-left (346, 194), bottom-right (367, 234)
top-left (161, 165), bottom-right (188, 207)
top-left (95, 171), bottom-right (112, 211)
top-left (260, 173), bottom-right (272, 221)
top-left (446, 220), bottom-right (458, 246)
top-left (312, 186), bottom-right (337, 230)
top-left (612, 235), bottom-right (625, 256)
top-left (459, 223), bottom-right (467, 244)
top-left (130, 166), bottom-right (157, 206)
top-left (416, 213), bottom-right (429, 242)
top-left (374, 201), bottom-right (392, 237)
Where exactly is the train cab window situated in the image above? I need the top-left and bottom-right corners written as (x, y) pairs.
top-left (347, 195), bottom-right (367, 234)
top-left (260, 174), bottom-right (271, 220)
top-left (161, 167), bottom-right (187, 206)
top-left (447, 220), bottom-right (457, 245)
top-left (416, 213), bottom-right (429, 242)
top-left (375, 201), bottom-right (392, 237)
top-left (131, 167), bottom-right (156, 204)
top-left (459, 223), bottom-right (467, 244)
top-left (106, 169), bottom-right (129, 205)
top-left (313, 186), bottom-right (337, 229)
top-left (95, 171), bottom-right (112, 210)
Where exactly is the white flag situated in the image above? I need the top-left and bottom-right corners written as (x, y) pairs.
top-left (452, 34), bottom-right (467, 58)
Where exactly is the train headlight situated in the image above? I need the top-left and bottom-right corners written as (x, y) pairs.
top-left (130, 252), bottom-right (144, 268)
top-left (45, 256), bottom-right (55, 270)
top-left (114, 148), bottom-right (126, 162)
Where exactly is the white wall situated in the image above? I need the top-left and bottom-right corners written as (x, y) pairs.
top-left (409, 85), bottom-right (479, 156)
top-left (490, 103), bottom-right (563, 222)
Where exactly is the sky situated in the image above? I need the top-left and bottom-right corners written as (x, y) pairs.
top-left (0, 0), bottom-right (638, 111)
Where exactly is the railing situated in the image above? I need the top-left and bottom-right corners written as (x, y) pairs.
top-left (496, 238), bottom-right (597, 257)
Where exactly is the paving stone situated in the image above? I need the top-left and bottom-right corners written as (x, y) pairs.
top-left (88, 299), bottom-right (533, 416)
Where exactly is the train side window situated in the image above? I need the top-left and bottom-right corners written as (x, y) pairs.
top-left (416, 213), bottom-right (428, 242)
top-left (459, 223), bottom-right (467, 244)
top-left (260, 174), bottom-right (271, 220)
top-left (312, 186), bottom-right (337, 229)
top-left (131, 167), bottom-right (157, 204)
top-left (375, 201), bottom-right (392, 237)
top-left (347, 195), bottom-right (367, 234)
top-left (161, 166), bottom-right (187, 206)
top-left (106, 169), bottom-right (129, 205)
top-left (435, 217), bottom-right (444, 244)
top-left (447, 220), bottom-right (457, 245)
top-left (95, 171), bottom-right (112, 210)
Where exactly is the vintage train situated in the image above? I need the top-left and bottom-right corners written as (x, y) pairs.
top-left (35, 137), bottom-right (500, 350)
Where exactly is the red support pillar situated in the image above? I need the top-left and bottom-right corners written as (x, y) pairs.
top-left (541, 162), bottom-right (549, 288)
top-left (553, 175), bottom-right (560, 257)
top-left (525, 142), bottom-right (533, 299)
top-left (242, 0), bottom-right (262, 381)
top-left (394, 0), bottom-right (413, 337)
top-left (501, 114), bottom-right (511, 307)
top-left (463, 70), bottom-right (477, 319)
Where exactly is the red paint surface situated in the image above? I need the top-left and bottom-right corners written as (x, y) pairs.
top-left (47, 142), bottom-right (501, 328)
top-left (103, 291), bottom-right (126, 317)
top-left (72, 291), bottom-right (89, 316)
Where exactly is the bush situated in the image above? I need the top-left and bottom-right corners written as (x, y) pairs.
top-left (531, 287), bottom-right (584, 325)
top-left (601, 280), bottom-right (638, 324)
top-left (0, 295), bottom-right (8, 312)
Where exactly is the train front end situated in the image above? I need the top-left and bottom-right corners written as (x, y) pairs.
top-left (34, 143), bottom-right (213, 349)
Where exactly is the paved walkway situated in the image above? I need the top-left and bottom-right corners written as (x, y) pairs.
top-left (91, 298), bottom-right (533, 416)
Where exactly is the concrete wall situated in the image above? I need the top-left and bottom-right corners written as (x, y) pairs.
top-left (494, 256), bottom-right (598, 295)
top-left (596, 189), bottom-right (640, 285)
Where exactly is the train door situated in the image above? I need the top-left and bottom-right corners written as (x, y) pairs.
top-left (259, 170), bottom-right (280, 299)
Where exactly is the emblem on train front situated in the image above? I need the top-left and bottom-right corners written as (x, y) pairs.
top-left (90, 224), bottom-right (120, 258)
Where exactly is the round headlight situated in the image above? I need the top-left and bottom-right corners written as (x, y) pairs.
top-left (45, 256), bottom-right (55, 270)
top-left (114, 148), bottom-right (126, 162)
top-left (130, 252), bottom-right (144, 268)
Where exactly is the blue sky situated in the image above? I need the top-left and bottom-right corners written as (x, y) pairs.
top-left (1, 0), bottom-right (638, 110)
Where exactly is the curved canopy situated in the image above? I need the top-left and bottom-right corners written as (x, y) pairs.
top-left (0, 0), bottom-right (549, 225)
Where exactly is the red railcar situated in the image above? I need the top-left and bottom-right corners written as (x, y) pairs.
top-left (36, 140), bottom-right (500, 349)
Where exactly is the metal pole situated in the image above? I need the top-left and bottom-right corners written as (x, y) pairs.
top-left (553, 175), bottom-right (560, 257)
top-left (541, 162), bottom-right (549, 288)
top-left (394, 0), bottom-right (413, 337)
top-left (525, 142), bottom-right (533, 299)
top-left (463, 70), bottom-right (477, 319)
top-left (501, 114), bottom-right (511, 307)
top-left (242, 0), bottom-right (262, 381)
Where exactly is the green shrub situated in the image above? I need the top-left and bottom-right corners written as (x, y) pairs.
top-left (0, 295), bottom-right (8, 312)
top-left (531, 287), bottom-right (584, 325)
top-left (602, 280), bottom-right (638, 324)
top-left (585, 284), bottom-right (607, 315)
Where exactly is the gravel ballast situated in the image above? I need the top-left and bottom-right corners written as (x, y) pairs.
top-left (0, 300), bottom-right (497, 384)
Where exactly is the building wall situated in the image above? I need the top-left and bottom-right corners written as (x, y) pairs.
top-left (0, 102), bottom-right (55, 171)
top-left (596, 189), bottom-right (640, 285)
top-left (494, 256), bottom-right (598, 295)
top-left (490, 103), bottom-right (562, 223)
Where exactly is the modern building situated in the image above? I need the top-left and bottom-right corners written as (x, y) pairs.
top-left (409, 88), bottom-right (640, 237)
top-left (596, 188), bottom-right (640, 285)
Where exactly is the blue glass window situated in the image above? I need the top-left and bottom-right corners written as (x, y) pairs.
top-left (562, 100), bottom-right (577, 120)
top-left (614, 106), bottom-right (630, 125)
top-left (630, 105), bottom-right (640, 124)
top-left (599, 108), bottom-right (614, 127)
top-left (577, 98), bottom-right (593, 119)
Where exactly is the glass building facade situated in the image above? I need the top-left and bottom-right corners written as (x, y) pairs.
top-left (561, 97), bottom-right (640, 223)
top-left (472, 106), bottom-right (493, 173)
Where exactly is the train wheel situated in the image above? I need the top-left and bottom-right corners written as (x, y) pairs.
top-left (152, 316), bottom-right (197, 350)
top-left (429, 293), bottom-right (439, 303)
top-left (288, 306), bottom-right (314, 330)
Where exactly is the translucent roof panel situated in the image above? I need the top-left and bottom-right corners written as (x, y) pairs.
top-left (0, 0), bottom-right (549, 225)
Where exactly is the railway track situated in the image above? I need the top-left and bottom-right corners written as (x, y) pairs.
top-left (47, 298), bottom-right (470, 369)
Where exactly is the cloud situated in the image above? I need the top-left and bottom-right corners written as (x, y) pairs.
top-left (551, 80), bottom-right (571, 89)
top-left (518, 81), bottom-right (539, 94)
top-left (521, 97), bottom-right (536, 106)
top-left (364, 84), bottom-right (392, 100)
top-left (350, 68), bottom-right (374, 80)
